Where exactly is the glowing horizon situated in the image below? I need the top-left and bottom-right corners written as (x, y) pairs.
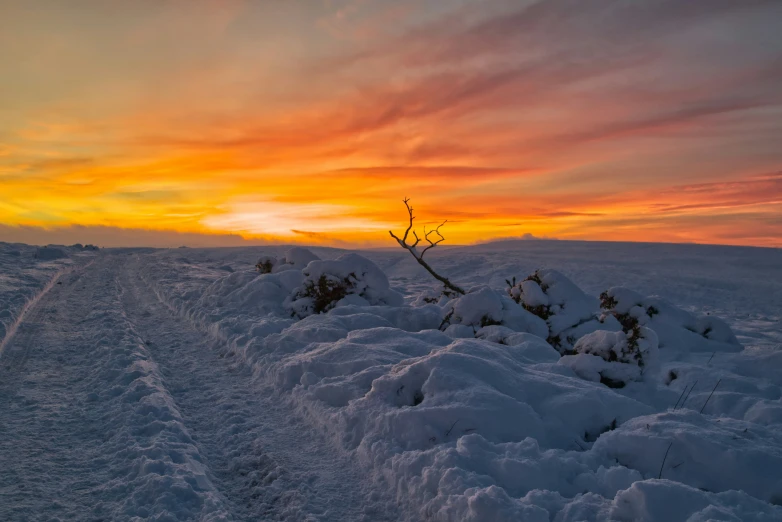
top-left (1, 1), bottom-right (780, 248)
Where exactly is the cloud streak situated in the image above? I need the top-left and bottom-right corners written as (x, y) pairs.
top-left (0, 0), bottom-right (780, 247)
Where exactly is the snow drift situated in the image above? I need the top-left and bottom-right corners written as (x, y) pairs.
top-left (129, 246), bottom-right (780, 521)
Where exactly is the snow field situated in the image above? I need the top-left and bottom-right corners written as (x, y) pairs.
top-left (0, 261), bottom-right (230, 520)
top-left (2, 252), bottom-right (399, 521)
top-left (134, 244), bottom-right (782, 521)
top-left (0, 242), bottom-right (83, 351)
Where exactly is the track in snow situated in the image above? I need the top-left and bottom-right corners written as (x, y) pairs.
top-left (0, 255), bottom-right (397, 521)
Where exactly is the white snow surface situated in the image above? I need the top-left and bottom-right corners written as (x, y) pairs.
top-left (1, 239), bottom-right (781, 521)
top-left (0, 242), bottom-right (92, 353)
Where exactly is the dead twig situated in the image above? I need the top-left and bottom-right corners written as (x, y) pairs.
top-left (658, 441), bottom-right (674, 479)
top-left (673, 384), bottom-right (690, 410)
top-left (699, 379), bottom-right (721, 414)
top-left (445, 419), bottom-right (460, 437)
top-left (678, 379), bottom-right (698, 411)
top-left (389, 198), bottom-right (465, 296)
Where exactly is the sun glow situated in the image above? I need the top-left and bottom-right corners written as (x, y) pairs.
top-left (1, 1), bottom-right (780, 247)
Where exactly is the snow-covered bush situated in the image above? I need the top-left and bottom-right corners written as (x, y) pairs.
top-left (559, 327), bottom-right (659, 388)
top-left (345, 337), bottom-right (648, 451)
top-left (507, 270), bottom-right (609, 352)
top-left (195, 267), bottom-right (303, 321)
top-left (600, 287), bottom-right (741, 353)
top-left (256, 247), bottom-right (322, 274)
top-left (439, 286), bottom-right (548, 339)
top-left (255, 255), bottom-right (278, 274)
top-left (285, 253), bottom-right (403, 318)
top-left (411, 285), bottom-right (461, 307)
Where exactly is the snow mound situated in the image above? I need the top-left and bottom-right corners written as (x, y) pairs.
top-left (508, 270), bottom-right (609, 352)
top-left (285, 253), bottom-right (403, 318)
top-left (601, 287), bottom-right (742, 353)
top-left (328, 337), bottom-right (650, 452)
top-left (281, 247), bottom-right (320, 269)
top-left (255, 247), bottom-right (321, 274)
top-left (187, 269), bottom-right (302, 348)
top-left (440, 286), bottom-right (548, 338)
top-left (593, 410), bottom-right (782, 503)
top-left (559, 327), bottom-right (659, 388)
top-left (607, 479), bottom-right (782, 522)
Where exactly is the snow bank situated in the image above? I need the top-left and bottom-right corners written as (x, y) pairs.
top-left (607, 480), bottom-right (782, 521)
top-left (594, 410), bottom-right (782, 503)
top-left (131, 246), bottom-right (778, 521)
top-left (337, 337), bottom-right (649, 449)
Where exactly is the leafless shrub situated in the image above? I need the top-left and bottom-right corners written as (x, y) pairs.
top-left (389, 198), bottom-right (465, 296)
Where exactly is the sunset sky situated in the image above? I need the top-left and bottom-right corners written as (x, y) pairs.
top-left (1, 0), bottom-right (781, 247)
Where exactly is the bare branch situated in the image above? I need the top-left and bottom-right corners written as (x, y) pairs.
top-left (421, 220), bottom-right (447, 258)
top-left (402, 197), bottom-right (414, 243)
top-left (658, 441), bottom-right (674, 479)
top-left (388, 199), bottom-right (465, 295)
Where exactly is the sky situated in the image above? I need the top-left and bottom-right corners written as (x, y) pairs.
top-left (1, 0), bottom-right (781, 248)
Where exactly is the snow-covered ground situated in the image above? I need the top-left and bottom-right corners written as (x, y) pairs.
top-left (1, 240), bottom-right (780, 521)
top-left (0, 243), bottom-right (93, 353)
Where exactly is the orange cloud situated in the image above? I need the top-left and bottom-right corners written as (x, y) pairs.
top-left (1, 0), bottom-right (780, 248)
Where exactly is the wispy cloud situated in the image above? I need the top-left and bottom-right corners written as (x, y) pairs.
top-left (0, 0), bottom-right (780, 247)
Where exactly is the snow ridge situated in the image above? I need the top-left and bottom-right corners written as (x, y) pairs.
top-left (131, 246), bottom-right (782, 521)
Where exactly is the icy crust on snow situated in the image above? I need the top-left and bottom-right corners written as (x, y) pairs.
top-left (135, 246), bottom-right (782, 521)
top-left (0, 242), bottom-right (85, 348)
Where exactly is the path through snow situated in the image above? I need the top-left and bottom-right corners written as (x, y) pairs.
top-left (0, 255), bottom-right (397, 521)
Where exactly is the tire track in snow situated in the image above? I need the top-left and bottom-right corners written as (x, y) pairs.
top-left (0, 260), bottom-right (87, 359)
top-left (116, 266), bottom-right (308, 521)
top-left (0, 258), bottom-right (232, 520)
top-left (121, 256), bottom-right (398, 521)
